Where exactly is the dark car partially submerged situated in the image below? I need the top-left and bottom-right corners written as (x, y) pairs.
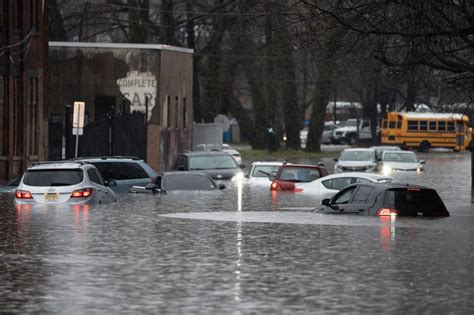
top-left (130, 171), bottom-right (225, 194)
top-left (318, 182), bottom-right (449, 217)
top-left (173, 151), bottom-right (244, 180)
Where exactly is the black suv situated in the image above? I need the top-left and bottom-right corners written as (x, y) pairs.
top-left (173, 151), bottom-right (243, 180)
top-left (318, 182), bottom-right (449, 217)
top-left (72, 156), bottom-right (157, 193)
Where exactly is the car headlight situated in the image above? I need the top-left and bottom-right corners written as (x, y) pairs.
top-left (382, 165), bottom-right (392, 176)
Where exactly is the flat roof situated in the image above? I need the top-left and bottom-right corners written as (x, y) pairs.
top-left (402, 112), bottom-right (466, 120)
top-left (49, 41), bottom-right (194, 54)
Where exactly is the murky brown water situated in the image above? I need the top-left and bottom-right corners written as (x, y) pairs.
top-left (0, 151), bottom-right (473, 313)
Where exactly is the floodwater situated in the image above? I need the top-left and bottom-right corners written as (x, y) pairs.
top-left (1, 151), bottom-right (473, 313)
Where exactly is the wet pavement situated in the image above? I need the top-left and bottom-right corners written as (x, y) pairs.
top-left (0, 150), bottom-right (473, 313)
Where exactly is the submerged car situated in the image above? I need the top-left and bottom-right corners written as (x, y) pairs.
top-left (73, 156), bottom-right (157, 193)
top-left (246, 161), bottom-right (284, 186)
top-left (294, 172), bottom-right (396, 198)
top-left (222, 144), bottom-right (242, 165)
top-left (318, 182), bottom-right (449, 217)
top-left (270, 163), bottom-right (329, 191)
top-left (334, 148), bottom-right (378, 173)
top-left (15, 162), bottom-right (117, 205)
top-left (130, 171), bottom-right (225, 194)
top-left (173, 151), bottom-right (244, 180)
top-left (380, 151), bottom-right (425, 176)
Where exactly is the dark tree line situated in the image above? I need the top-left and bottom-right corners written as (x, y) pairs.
top-left (48, 0), bottom-right (474, 151)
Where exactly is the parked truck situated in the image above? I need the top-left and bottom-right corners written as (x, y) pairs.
top-left (331, 118), bottom-right (379, 145)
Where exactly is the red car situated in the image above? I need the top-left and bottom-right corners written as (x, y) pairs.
top-left (270, 163), bottom-right (329, 192)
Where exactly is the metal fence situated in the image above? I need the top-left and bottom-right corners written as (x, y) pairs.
top-left (79, 112), bottom-right (146, 159)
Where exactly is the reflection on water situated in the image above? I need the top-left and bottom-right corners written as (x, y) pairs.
top-left (0, 151), bottom-right (473, 313)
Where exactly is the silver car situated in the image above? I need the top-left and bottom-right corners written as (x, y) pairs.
top-left (15, 162), bottom-right (117, 205)
top-left (334, 148), bottom-right (378, 173)
top-left (380, 151), bottom-right (425, 176)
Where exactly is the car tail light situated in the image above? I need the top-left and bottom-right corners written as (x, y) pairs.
top-left (15, 189), bottom-right (33, 199)
top-left (71, 188), bottom-right (93, 198)
top-left (270, 182), bottom-right (280, 191)
top-left (376, 208), bottom-right (400, 216)
top-left (294, 187), bottom-right (303, 192)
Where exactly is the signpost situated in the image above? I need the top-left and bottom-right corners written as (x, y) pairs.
top-left (72, 101), bottom-right (85, 158)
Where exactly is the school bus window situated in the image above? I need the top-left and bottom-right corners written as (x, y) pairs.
top-left (429, 121), bottom-right (436, 131)
top-left (438, 121), bottom-right (446, 131)
top-left (408, 120), bottom-right (418, 131)
top-left (396, 121), bottom-right (401, 129)
top-left (447, 122), bottom-right (455, 131)
top-left (419, 121), bottom-right (428, 131)
top-left (389, 121), bottom-right (396, 129)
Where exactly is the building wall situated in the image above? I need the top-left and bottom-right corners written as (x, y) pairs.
top-left (146, 49), bottom-right (193, 171)
top-left (0, 0), bottom-right (48, 184)
top-left (48, 43), bottom-right (193, 172)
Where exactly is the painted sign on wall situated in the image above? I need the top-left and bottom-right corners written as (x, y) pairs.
top-left (117, 71), bottom-right (157, 120)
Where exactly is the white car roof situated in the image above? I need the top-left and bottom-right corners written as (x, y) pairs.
top-left (27, 162), bottom-right (86, 170)
top-left (342, 148), bottom-right (375, 152)
top-left (251, 161), bottom-right (285, 166)
top-left (322, 172), bottom-right (392, 181)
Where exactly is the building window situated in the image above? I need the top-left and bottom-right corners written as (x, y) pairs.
top-left (29, 77), bottom-right (38, 155)
top-left (175, 96), bottom-right (179, 128)
top-left (182, 97), bottom-right (187, 128)
top-left (167, 95), bottom-right (171, 128)
top-left (0, 76), bottom-right (6, 156)
top-left (14, 76), bottom-right (23, 156)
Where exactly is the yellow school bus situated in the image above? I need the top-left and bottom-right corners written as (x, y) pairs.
top-left (381, 112), bottom-right (472, 152)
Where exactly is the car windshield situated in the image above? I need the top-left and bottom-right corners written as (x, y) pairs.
top-left (385, 188), bottom-right (447, 216)
top-left (383, 153), bottom-right (417, 163)
top-left (189, 155), bottom-right (238, 170)
top-left (340, 150), bottom-right (374, 161)
top-left (279, 167), bottom-right (320, 182)
top-left (252, 165), bottom-right (280, 178)
top-left (23, 169), bottom-right (84, 186)
top-left (162, 174), bottom-right (216, 190)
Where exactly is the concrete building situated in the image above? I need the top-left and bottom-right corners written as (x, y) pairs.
top-left (48, 42), bottom-right (193, 172)
top-left (0, 0), bottom-right (48, 184)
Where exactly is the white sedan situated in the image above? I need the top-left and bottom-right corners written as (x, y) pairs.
top-left (246, 161), bottom-right (284, 186)
top-left (294, 172), bottom-right (396, 198)
top-left (223, 144), bottom-right (242, 165)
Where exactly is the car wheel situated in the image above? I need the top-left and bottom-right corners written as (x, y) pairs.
top-left (348, 134), bottom-right (356, 145)
top-left (418, 140), bottom-right (430, 153)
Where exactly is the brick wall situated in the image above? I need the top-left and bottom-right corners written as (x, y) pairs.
top-left (0, 0), bottom-right (48, 184)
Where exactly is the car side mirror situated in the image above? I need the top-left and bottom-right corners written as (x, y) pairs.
top-left (321, 198), bottom-right (331, 206)
top-left (218, 184), bottom-right (226, 190)
top-left (105, 179), bottom-right (117, 187)
top-left (239, 164), bottom-right (246, 169)
top-left (420, 160), bottom-right (425, 164)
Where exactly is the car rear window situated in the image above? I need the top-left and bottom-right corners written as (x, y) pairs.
top-left (23, 169), bottom-right (84, 186)
top-left (163, 174), bottom-right (216, 190)
top-left (189, 155), bottom-right (238, 170)
top-left (384, 188), bottom-right (448, 216)
top-left (279, 167), bottom-right (321, 182)
top-left (91, 162), bottom-right (148, 180)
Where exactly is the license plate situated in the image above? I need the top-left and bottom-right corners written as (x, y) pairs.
top-left (44, 192), bottom-right (59, 202)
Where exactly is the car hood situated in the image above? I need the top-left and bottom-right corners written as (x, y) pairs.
top-left (193, 168), bottom-right (242, 180)
top-left (336, 160), bottom-right (376, 167)
top-left (382, 162), bottom-right (422, 170)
